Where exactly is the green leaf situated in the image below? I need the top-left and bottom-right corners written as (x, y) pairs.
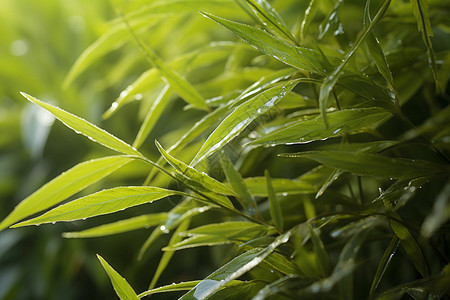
top-left (192, 80), bottom-right (299, 164)
top-left (13, 187), bottom-right (183, 227)
top-left (250, 108), bottom-right (390, 146)
top-left (133, 84), bottom-right (173, 148)
top-left (265, 170), bottom-right (283, 230)
top-left (318, 0), bottom-right (391, 125)
top-left (139, 281), bottom-right (202, 298)
top-left (62, 213), bottom-right (168, 238)
top-left (283, 150), bottom-right (445, 179)
top-left (97, 254), bottom-right (139, 300)
top-left (201, 12), bottom-right (329, 75)
top-left (410, 0), bottom-right (440, 93)
top-left (242, 176), bottom-right (318, 197)
top-left (20, 93), bottom-right (142, 157)
top-left (300, 0), bottom-right (319, 42)
top-left (149, 219), bottom-right (191, 289)
top-left (219, 152), bottom-right (257, 212)
top-left (264, 252), bottom-right (297, 275)
top-left (156, 141), bottom-right (235, 210)
top-left (369, 236), bottom-right (400, 298)
top-left (390, 216), bottom-right (429, 277)
top-left (124, 17), bottom-right (208, 111)
top-left (308, 225), bottom-right (330, 277)
top-left (237, 0), bottom-right (297, 44)
top-left (0, 156), bottom-right (133, 231)
top-left (180, 231), bottom-right (291, 299)
top-left (364, 0), bottom-right (395, 90)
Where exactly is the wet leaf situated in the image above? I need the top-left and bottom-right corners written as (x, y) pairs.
top-left (0, 156), bottom-right (133, 231)
top-left (265, 170), bottom-right (283, 230)
top-left (139, 281), bottom-right (202, 298)
top-left (21, 93), bottom-right (142, 157)
top-left (97, 255), bottom-right (139, 300)
top-left (250, 108), bottom-right (390, 146)
top-left (421, 178), bottom-right (450, 238)
top-left (13, 187), bottom-right (183, 227)
top-left (192, 80), bottom-right (299, 164)
top-left (62, 212), bottom-right (168, 238)
top-left (201, 12), bottom-right (329, 75)
top-left (300, 0), bottom-right (319, 42)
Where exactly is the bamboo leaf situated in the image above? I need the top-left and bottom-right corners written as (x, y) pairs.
top-left (149, 219), bottom-right (191, 289)
top-left (390, 216), bottom-right (429, 277)
top-left (180, 231), bottom-right (291, 299)
top-left (97, 255), bottom-right (139, 300)
top-left (282, 150), bottom-right (445, 179)
top-left (192, 80), bottom-right (299, 164)
top-left (308, 225), bottom-right (330, 277)
top-left (124, 16), bottom-right (208, 111)
top-left (265, 170), bottom-right (283, 230)
top-left (13, 187), bottom-right (183, 227)
top-left (369, 236), bottom-right (400, 298)
top-left (250, 108), bottom-right (390, 146)
top-left (156, 141), bottom-right (236, 208)
top-left (201, 12), bottom-right (329, 75)
top-left (20, 93), bottom-right (142, 156)
top-left (421, 178), bottom-right (450, 238)
top-left (139, 281), bottom-right (202, 298)
top-left (318, 0), bottom-right (391, 125)
top-left (219, 151), bottom-right (257, 212)
top-left (237, 0), bottom-right (297, 44)
top-left (0, 156), bottom-right (133, 231)
top-left (300, 0), bottom-right (319, 42)
top-left (62, 213), bottom-right (168, 238)
top-left (133, 84), bottom-right (173, 148)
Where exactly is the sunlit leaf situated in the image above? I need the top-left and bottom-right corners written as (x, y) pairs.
top-left (62, 212), bottom-right (168, 238)
top-left (97, 254), bottom-right (139, 300)
top-left (21, 93), bottom-right (142, 156)
top-left (0, 156), bottom-right (133, 231)
top-left (201, 12), bottom-right (330, 75)
top-left (265, 170), bottom-right (283, 230)
top-left (192, 80), bottom-right (299, 164)
top-left (139, 281), bottom-right (202, 298)
top-left (13, 187), bottom-right (183, 227)
top-left (300, 0), bottom-right (318, 42)
top-left (250, 108), bottom-right (390, 146)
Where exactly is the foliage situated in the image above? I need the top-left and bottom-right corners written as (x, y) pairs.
top-left (1, 0), bottom-right (450, 299)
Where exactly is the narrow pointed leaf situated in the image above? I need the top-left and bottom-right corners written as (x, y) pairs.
top-left (133, 84), bottom-right (173, 148)
top-left (369, 236), bottom-right (400, 298)
top-left (219, 151), bottom-right (257, 212)
top-left (13, 187), bottom-right (182, 227)
top-left (193, 80), bottom-right (298, 164)
top-left (21, 93), bottom-right (142, 156)
top-left (390, 217), bottom-right (429, 277)
top-left (308, 225), bottom-right (330, 276)
top-left (125, 19), bottom-right (208, 111)
top-left (318, 0), bottom-right (391, 125)
top-left (149, 219), bottom-right (190, 289)
top-left (139, 281), bottom-right (202, 298)
top-left (265, 170), bottom-right (283, 230)
top-left (283, 150), bottom-right (445, 179)
top-left (250, 108), bottom-right (390, 146)
top-left (300, 0), bottom-right (319, 42)
top-left (0, 156), bottom-right (133, 231)
top-left (242, 176), bottom-right (318, 196)
top-left (202, 12), bottom-right (329, 75)
top-left (97, 255), bottom-right (139, 300)
top-left (156, 141), bottom-right (235, 197)
top-left (421, 178), bottom-right (450, 238)
top-left (62, 213), bottom-right (168, 238)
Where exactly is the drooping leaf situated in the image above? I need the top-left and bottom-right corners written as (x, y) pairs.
top-left (265, 170), bottom-right (283, 230)
top-left (318, 0), bottom-right (391, 125)
top-left (62, 213), bottom-right (168, 238)
top-left (97, 254), bottom-right (139, 300)
top-left (201, 12), bottom-right (330, 75)
top-left (20, 93), bottom-right (142, 156)
top-left (0, 156), bottom-right (133, 231)
top-left (13, 187), bottom-right (183, 227)
top-left (192, 80), bottom-right (299, 164)
top-left (390, 216), bottom-right (429, 277)
top-left (133, 84), bottom-right (173, 148)
top-left (250, 108), bottom-right (391, 146)
top-left (149, 219), bottom-right (191, 289)
top-left (282, 150), bottom-right (445, 179)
